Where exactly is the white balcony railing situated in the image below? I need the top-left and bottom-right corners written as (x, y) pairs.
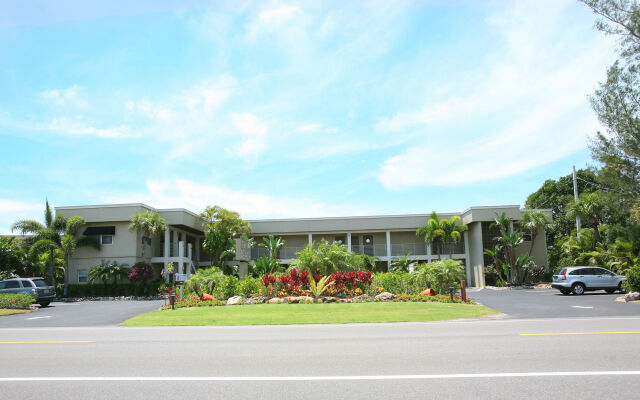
top-left (350, 244), bottom-right (387, 257)
top-left (390, 243), bottom-right (428, 256)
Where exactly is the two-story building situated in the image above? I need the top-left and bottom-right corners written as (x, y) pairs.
top-left (55, 203), bottom-right (551, 287)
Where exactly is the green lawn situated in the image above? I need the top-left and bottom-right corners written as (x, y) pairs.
top-left (122, 302), bottom-right (498, 326)
top-left (0, 309), bottom-right (34, 316)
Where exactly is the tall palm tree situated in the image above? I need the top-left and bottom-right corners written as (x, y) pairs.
top-left (12, 201), bottom-right (66, 285)
top-left (495, 229), bottom-right (524, 284)
top-left (60, 216), bottom-right (101, 296)
top-left (490, 212), bottom-right (512, 235)
top-left (417, 212), bottom-right (468, 259)
top-left (128, 211), bottom-right (168, 261)
top-left (520, 210), bottom-right (551, 257)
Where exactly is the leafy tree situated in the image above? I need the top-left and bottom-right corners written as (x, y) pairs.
top-left (128, 211), bottom-right (167, 261)
top-left (199, 206), bottom-right (251, 269)
top-left (567, 192), bottom-right (608, 243)
top-left (0, 237), bottom-right (25, 277)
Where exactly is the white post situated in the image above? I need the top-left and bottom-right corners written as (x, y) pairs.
top-left (463, 230), bottom-right (471, 284)
top-left (187, 243), bottom-right (193, 278)
top-left (386, 231), bottom-right (391, 271)
top-left (178, 240), bottom-right (185, 275)
top-left (347, 232), bottom-right (352, 252)
top-left (308, 233), bottom-right (312, 245)
top-left (163, 229), bottom-right (170, 276)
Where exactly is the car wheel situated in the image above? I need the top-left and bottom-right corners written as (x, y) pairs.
top-left (618, 282), bottom-right (626, 294)
top-left (605, 289), bottom-right (616, 294)
top-left (39, 302), bottom-right (50, 307)
top-left (572, 283), bottom-right (585, 295)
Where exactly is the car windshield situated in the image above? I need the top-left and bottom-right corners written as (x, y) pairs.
top-left (32, 279), bottom-right (48, 287)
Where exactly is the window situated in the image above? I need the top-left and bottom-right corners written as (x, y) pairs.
top-left (32, 279), bottom-right (48, 287)
top-left (3, 281), bottom-right (20, 289)
top-left (77, 270), bottom-right (88, 284)
top-left (21, 280), bottom-right (33, 288)
top-left (101, 235), bottom-right (113, 245)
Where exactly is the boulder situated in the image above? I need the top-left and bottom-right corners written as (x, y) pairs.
top-left (245, 296), bottom-right (266, 305)
top-left (375, 292), bottom-right (395, 301)
top-left (200, 293), bottom-right (215, 301)
top-left (352, 295), bottom-right (371, 302)
top-left (419, 289), bottom-right (436, 296)
top-left (226, 296), bottom-right (246, 305)
top-left (269, 298), bottom-right (282, 304)
top-left (320, 297), bottom-right (337, 303)
top-left (624, 292), bottom-right (640, 302)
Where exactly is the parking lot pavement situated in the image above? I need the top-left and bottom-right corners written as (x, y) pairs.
top-left (0, 300), bottom-right (165, 328)
top-left (469, 287), bottom-right (640, 319)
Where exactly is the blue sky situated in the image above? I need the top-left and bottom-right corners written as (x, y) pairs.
top-left (0, 0), bottom-right (618, 232)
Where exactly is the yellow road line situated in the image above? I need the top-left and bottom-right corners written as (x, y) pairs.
top-left (520, 332), bottom-right (640, 336)
top-left (0, 340), bottom-right (95, 344)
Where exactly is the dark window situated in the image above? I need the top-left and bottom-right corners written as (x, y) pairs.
top-left (569, 269), bottom-right (583, 275)
top-left (4, 281), bottom-right (20, 289)
top-left (21, 280), bottom-right (33, 288)
top-left (334, 236), bottom-right (345, 245)
top-left (32, 279), bottom-right (48, 287)
top-left (83, 226), bottom-right (116, 235)
top-left (101, 235), bottom-right (113, 245)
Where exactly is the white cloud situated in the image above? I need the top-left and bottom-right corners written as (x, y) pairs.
top-left (226, 112), bottom-right (269, 158)
top-left (104, 179), bottom-right (373, 220)
top-left (258, 4), bottom-right (301, 27)
top-left (40, 85), bottom-right (87, 108)
top-left (297, 123), bottom-right (321, 133)
top-left (0, 199), bottom-right (43, 234)
top-left (48, 117), bottom-right (132, 139)
top-left (377, 0), bottom-right (615, 189)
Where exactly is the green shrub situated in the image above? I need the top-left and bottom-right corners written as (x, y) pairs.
top-left (0, 293), bottom-right (35, 309)
top-left (370, 272), bottom-right (416, 294)
top-left (625, 265), bottom-right (640, 292)
top-left (213, 275), bottom-right (239, 299)
top-left (289, 240), bottom-right (371, 275)
top-left (237, 276), bottom-right (262, 297)
top-left (183, 267), bottom-right (224, 297)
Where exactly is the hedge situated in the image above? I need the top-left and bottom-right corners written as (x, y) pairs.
top-left (66, 283), bottom-right (164, 297)
top-left (0, 293), bottom-right (35, 309)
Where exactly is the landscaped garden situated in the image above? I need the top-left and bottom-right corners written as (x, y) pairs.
top-left (0, 293), bottom-right (35, 316)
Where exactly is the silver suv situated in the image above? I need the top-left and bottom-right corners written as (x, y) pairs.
top-left (0, 277), bottom-right (56, 306)
top-left (552, 266), bottom-right (626, 295)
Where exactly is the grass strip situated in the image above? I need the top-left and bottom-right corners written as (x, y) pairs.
top-left (0, 309), bottom-right (34, 316)
top-left (122, 302), bottom-right (498, 326)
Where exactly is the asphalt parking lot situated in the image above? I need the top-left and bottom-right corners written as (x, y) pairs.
top-left (0, 300), bottom-right (165, 328)
top-left (469, 287), bottom-right (640, 319)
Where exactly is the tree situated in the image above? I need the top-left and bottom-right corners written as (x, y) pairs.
top-left (128, 210), bottom-right (167, 261)
top-left (12, 201), bottom-right (67, 285)
top-left (60, 216), bottom-right (101, 296)
top-left (495, 228), bottom-right (525, 285)
top-left (520, 210), bottom-right (552, 257)
top-left (390, 253), bottom-right (416, 273)
top-left (416, 211), bottom-right (467, 259)
top-left (567, 192), bottom-right (608, 243)
top-left (0, 237), bottom-right (25, 278)
top-left (199, 206), bottom-right (252, 269)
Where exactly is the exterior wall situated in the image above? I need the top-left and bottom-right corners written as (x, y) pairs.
top-left (390, 231), bottom-right (427, 256)
top-left (514, 228), bottom-right (549, 271)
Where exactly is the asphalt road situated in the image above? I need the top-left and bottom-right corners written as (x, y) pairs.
top-left (1, 316), bottom-right (639, 399)
top-left (0, 300), bottom-right (165, 328)
top-left (469, 287), bottom-right (640, 318)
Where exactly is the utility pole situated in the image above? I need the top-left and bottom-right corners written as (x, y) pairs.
top-left (572, 165), bottom-right (581, 232)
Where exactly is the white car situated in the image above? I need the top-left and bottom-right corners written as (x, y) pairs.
top-left (551, 266), bottom-right (626, 295)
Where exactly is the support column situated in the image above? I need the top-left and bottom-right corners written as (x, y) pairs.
top-left (163, 229), bottom-right (170, 281)
top-left (195, 237), bottom-right (201, 268)
top-left (386, 231), bottom-right (391, 271)
top-left (178, 235), bottom-right (185, 275)
top-left (347, 232), bottom-right (352, 252)
top-left (463, 230), bottom-right (471, 284)
top-left (308, 233), bottom-right (312, 245)
top-left (187, 243), bottom-right (193, 277)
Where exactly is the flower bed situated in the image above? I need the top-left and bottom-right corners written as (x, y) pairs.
top-left (0, 293), bottom-right (35, 309)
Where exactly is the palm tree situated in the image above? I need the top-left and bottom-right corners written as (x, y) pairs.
top-left (12, 201), bottom-right (66, 286)
top-left (567, 192), bottom-right (606, 243)
top-left (520, 210), bottom-right (551, 257)
top-left (417, 212), bottom-right (444, 259)
top-left (60, 216), bottom-right (101, 296)
top-left (128, 211), bottom-right (167, 261)
top-left (495, 229), bottom-right (524, 284)
top-left (483, 245), bottom-right (506, 282)
top-left (490, 212), bottom-right (512, 235)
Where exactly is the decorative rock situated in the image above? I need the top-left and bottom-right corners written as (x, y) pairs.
top-left (419, 289), bottom-right (435, 296)
top-left (624, 292), bottom-right (640, 302)
top-left (200, 293), bottom-right (215, 301)
top-left (245, 296), bottom-right (266, 305)
top-left (226, 296), bottom-right (246, 305)
top-left (321, 297), bottom-right (337, 303)
top-left (375, 292), bottom-right (395, 301)
top-left (269, 298), bottom-right (282, 304)
top-left (352, 295), bottom-right (371, 302)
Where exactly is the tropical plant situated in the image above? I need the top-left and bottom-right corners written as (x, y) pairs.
top-left (494, 228), bottom-right (525, 284)
top-left (88, 260), bottom-right (130, 286)
top-left (567, 192), bottom-right (607, 243)
top-left (128, 211), bottom-right (167, 260)
top-left (251, 256), bottom-right (280, 275)
top-left (410, 263), bottom-right (439, 291)
top-left (60, 216), bottom-right (101, 296)
top-left (309, 274), bottom-right (335, 298)
top-left (390, 253), bottom-right (416, 273)
top-left (290, 240), bottom-right (369, 275)
top-left (12, 201), bottom-right (67, 286)
top-left (182, 267), bottom-right (224, 297)
top-left (520, 210), bottom-right (552, 257)
top-left (128, 263), bottom-right (155, 289)
top-left (417, 212), bottom-right (468, 259)
top-left (490, 212), bottom-right (512, 235)
top-left (483, 245), bottom-right (507, 283)
top-left (259, 235), bottom-right (284, 260)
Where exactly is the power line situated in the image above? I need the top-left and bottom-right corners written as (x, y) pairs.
top-left (575, 176), bottom-right (635, 195)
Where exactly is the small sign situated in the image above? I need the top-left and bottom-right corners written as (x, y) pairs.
top-left (174, 273), bottom-right (188, 284)
top-left (235, 238), bottom-right (250, 262)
